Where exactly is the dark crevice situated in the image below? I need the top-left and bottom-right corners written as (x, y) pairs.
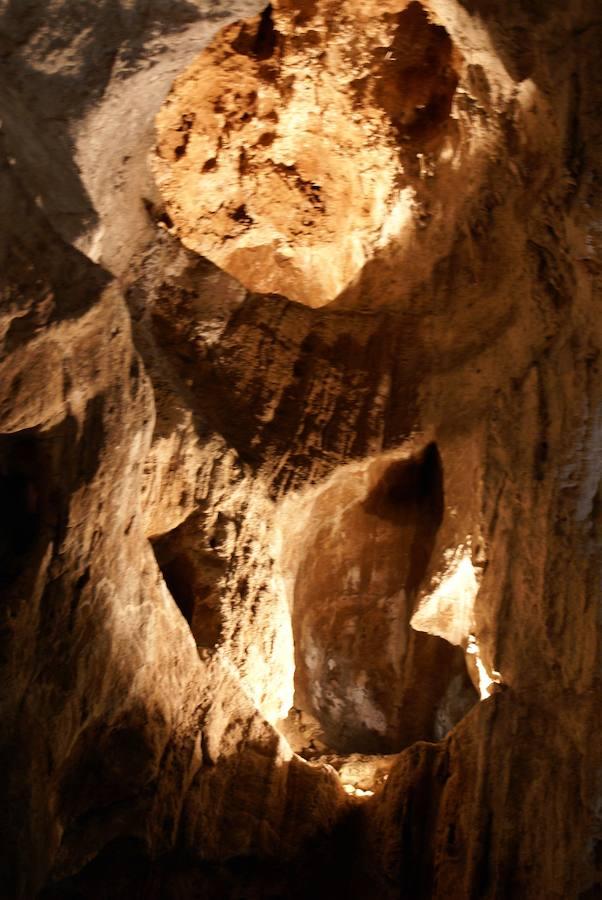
top-left (151, 516), bottom-right (225, 650)
top-left (157, 552), bottom-right (196, 625)
top-left (0, 430), bottom-right (53, 588)
top-left (406, 443), bottom-right (445, 594)
top-left (233, 4), bottom-right (280, 61)
top-left (289, 444), bottom-right (476, 755)
top-left (253, 4), bottom-right (277, 60)
top-left (374, 2), bottom-right (459, 146)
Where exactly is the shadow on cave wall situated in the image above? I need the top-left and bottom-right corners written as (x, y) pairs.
top-left (372, 1), bottom-right (459, 145)
top-left (0, 0), bottom-right (241, 342)
top-left (148, 269), bottom-right (424, 492)
top-left (453, 0), bottom-right (564, 82)
top-left (145, 230), bottom-right (519, 497)
top-left (362, 443), bottom-right (444, 596)
top-left (150, 510), bottom-right (226, 650)
top-left (39, 802), bottom-right (372, 900)
top-left (0, 433), bottom-right (47, 588)
top-left (0, 396), bottom-right (106, 588)
top-left (0, 0), bottom-right (226, 246)
top-left (458, 0), bottom-right (598, 88)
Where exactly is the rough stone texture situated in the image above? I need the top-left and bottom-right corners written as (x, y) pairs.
top-left (280, 443), bottom-right (478, 753)
top-left (1, 0), bottom-right (601, 898)
top-left (153, 0), bottom-right (501, 307)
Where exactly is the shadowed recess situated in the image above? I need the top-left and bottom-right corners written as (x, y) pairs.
top-left (287, 444), bottom-right (476, 754)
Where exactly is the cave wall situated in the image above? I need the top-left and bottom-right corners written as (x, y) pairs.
top-left (0, 0), bottom-right (601, 898)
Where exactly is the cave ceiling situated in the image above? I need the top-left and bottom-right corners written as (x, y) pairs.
top-left (0, 0), bottom-right (601, 898)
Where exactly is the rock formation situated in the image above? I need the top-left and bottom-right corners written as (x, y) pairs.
top-left (0, 0), bottom-right (600, 897)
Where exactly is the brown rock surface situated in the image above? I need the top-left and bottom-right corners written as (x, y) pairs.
top-left (1, 0), bottom-right (601, 898)
top-left (153, 0), bottom-right (495, 307)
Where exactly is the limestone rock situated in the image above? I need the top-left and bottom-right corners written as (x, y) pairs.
top-left (1, 0), bottom-right (601, 898)
top-left (154, 0), bottom-right (510, 307)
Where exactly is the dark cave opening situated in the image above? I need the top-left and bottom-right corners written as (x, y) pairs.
top-left (156, 551), bottom-right (196, 625)
top-left (286, 444), bottom-right (477, 756)
top-left (0, 433), bottom-right (43, 586)
top-left (233, 3), bottom-right (279, 61)
top-left (375, 1), bottom-right (460, 145)
top-left (151, 519), bottom-right (225, 650)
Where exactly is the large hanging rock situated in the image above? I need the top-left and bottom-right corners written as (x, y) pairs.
top-left (0, 0), bottom-right (601, 898)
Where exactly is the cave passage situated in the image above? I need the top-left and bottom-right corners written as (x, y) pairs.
top-left (151, 515), bottom-right (226, 650)
top-left (285, 444), bottom-right (477, 756)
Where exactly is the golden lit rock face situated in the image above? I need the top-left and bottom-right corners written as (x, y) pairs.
top-left (277, 445), bottom-right (477, 753)
top-left (2, 0), bottom-right (602, 897)
top-left (154, 0), bottom-right (465, 307)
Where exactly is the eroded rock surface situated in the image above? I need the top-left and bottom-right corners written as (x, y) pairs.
top-left (153, 0), bottom-right (486, 306)
top-left (1, 0), bottom-right (601, 898)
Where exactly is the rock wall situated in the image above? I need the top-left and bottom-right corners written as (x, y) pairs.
top-left (0, 0), bottom-right (600, 898)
